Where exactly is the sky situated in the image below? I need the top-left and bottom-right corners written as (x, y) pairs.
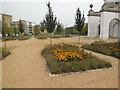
top-left (1, 0), bottom-right (104, 27)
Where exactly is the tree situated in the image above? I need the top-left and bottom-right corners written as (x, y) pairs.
top-left (9, 26), bottom-right (14, 36)
top-left (2, 21), bottom-right (9, 37)
top-left (56, 22), bottom-right (63, 36)
top-left (34, 25), bottom-right (40, 35)
top-left (75, 8), bottom-right (85, 43)
top-left (18, 19), bottom-right (24, 34)
top-left (82, 23), bottom-right (88, 35)
top-left (13, 27), bottom-right (19, 36)
top-left (40, 22), bottom-right (45, 33)
top-left (44, 2), bottom-right (57, 45)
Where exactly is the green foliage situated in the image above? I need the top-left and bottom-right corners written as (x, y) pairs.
top-left (42, 44), bottom-right (112, 74)
top-left (75, 8), bottom-right (85, 33)
top-left (18, 20), bottom-right (24, 33)
top-left (56, 22), bottom-right (63, 35)
top-left (0, 48), bottom-right (10, 60)
top-left (82, 41), bottom-right (120, 59)
top-left (65, 27), bottom-right (74, 34)
top-left (82, 23), bottom-right (88, 35)
top-left (34, 25), bottom-right (40, 35)
top-left (2, 37), bottom-right (16, 41)
top-left (13, 27), bottom-right (19, 35)
top-left (2, 21), bottom-right (9, 36)
top-left (36, 35), bottom-right (48, 39)
top-left (44, 2), bottom-right (57, 33)
top-left (40, 22), bottom-right (45, 33)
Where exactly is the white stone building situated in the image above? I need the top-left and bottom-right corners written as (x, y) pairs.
top-left (88, 0), bottom-right (120, 40)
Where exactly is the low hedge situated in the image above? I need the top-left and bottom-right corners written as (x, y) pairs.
top-left (2, 37), bottom-right (16, 41)
top-left (36, 36), bottom-right (48, 39)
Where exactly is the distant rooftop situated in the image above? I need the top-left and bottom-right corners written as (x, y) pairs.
top-left (2, 14), bottom-right (12, 17)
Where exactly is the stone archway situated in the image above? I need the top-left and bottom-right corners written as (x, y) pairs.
top-left (109, 18), bottom-right (120, 38)
top-left (97, 24), bottom-right (101, 36)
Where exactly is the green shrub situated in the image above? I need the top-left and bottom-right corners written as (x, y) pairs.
top-left (35, 35), bottom-right (48, 39)
top-left (0, 48), bottom-right (10, 60)
top-left (42, 44), bottom-right (112, 74)
top-left (51, 35), bottom-right (60, 38)
top-left (2, 37), bottom-right (16, 41)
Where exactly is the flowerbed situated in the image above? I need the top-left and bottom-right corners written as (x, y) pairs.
top-left (0, 48), bottom-right (10, 60)
top-left (18, 37), bottom-right (29, 40)
top-left (42, 43), bottom-right (112, 74)
top-left (82, 41), bottom-right (120, 59)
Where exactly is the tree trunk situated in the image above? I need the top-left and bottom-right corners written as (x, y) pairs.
top-left (4, 37), bottom-right (7, 49)
top-left (79, 32), bottom-right (80, 44)
top-left (50, 33), bottom-right (52, 45)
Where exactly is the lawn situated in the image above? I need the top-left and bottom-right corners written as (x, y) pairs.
top-left (42, 43), bottom-right (112, 74)
top-left (82, 41), bottom-right (120, 59)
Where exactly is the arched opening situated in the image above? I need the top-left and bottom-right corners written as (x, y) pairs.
top-left (97, 24), bottom-right (100, 36)
top-left (109, 18), bottom-right (120, 38)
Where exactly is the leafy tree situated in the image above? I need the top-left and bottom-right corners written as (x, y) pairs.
top-left (13, 27), bottom-right (19, 36)
top-left (2, 21), bottom-right (9, 37)
top-left (18, 19), bottom-right (24, 34)
top-left (44, 2), bottom-right (57, 44)
top-left (56, 22), bottom-right (63, 36)
top-left (34, 25), bottom-right (40, 35)
top-left (82, 23), bottom-right (88, 35)
top-left (40, 22), bottom-right (45, 33)
top-left (75, 8), bottom-right (85, 43)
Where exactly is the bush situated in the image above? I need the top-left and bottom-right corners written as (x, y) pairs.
top-left (2, 37), bottom-right (16, 41)
top-left (42, 44), bottom-right (112, 74)
top-left (0, 48), bottom-right (10, 60)
top-left (51, 35), bottom-right (60, 38)
top-left (36, 35), bottom-right (48, 39)
top-left (82, 41), bottom-right (120, 59)
top-left (62, 34), bottom-right (72, 38)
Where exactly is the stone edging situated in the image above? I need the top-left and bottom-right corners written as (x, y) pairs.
top-left (49, 66), bottom-right (118, 77)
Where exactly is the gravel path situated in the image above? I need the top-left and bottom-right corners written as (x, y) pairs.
top-left (1, 37), bottom-right (118, 88)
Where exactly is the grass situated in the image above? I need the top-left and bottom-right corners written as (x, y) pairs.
top-left (41, 44), bottom-right (112, 74)
top-left (82, 41), bottom-right (120, 59)
top-left (0, 48), bottom-right (10, 60)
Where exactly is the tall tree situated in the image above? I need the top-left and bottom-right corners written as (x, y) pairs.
top-left (44, 2), bottom-right (57, 45)
top-left (18, 19), bottom-right (24, 34)
top-left (40, 22), bottom-right (45, 33)
top-left (34, 25), bottom-right (40, 35)
top-left (56, 22), bottom-right (63, 36)
top-left (75, 8), bottom-right (85, 43)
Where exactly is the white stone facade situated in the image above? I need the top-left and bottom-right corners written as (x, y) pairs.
top-left (88, 16), bottom-right (100, 38)
top-left (88, 0), bottom-right (120, 40)
top-left (100, 12), bottom-right (119, 40)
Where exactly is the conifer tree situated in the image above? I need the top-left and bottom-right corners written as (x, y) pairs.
top-left (75, 8), bottom-right (85, 43)
top-left (44, 2), bottom-right (57, 45)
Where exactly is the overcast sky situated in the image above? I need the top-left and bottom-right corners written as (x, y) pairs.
top-left (1, 0), bottom-right (104, 27)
